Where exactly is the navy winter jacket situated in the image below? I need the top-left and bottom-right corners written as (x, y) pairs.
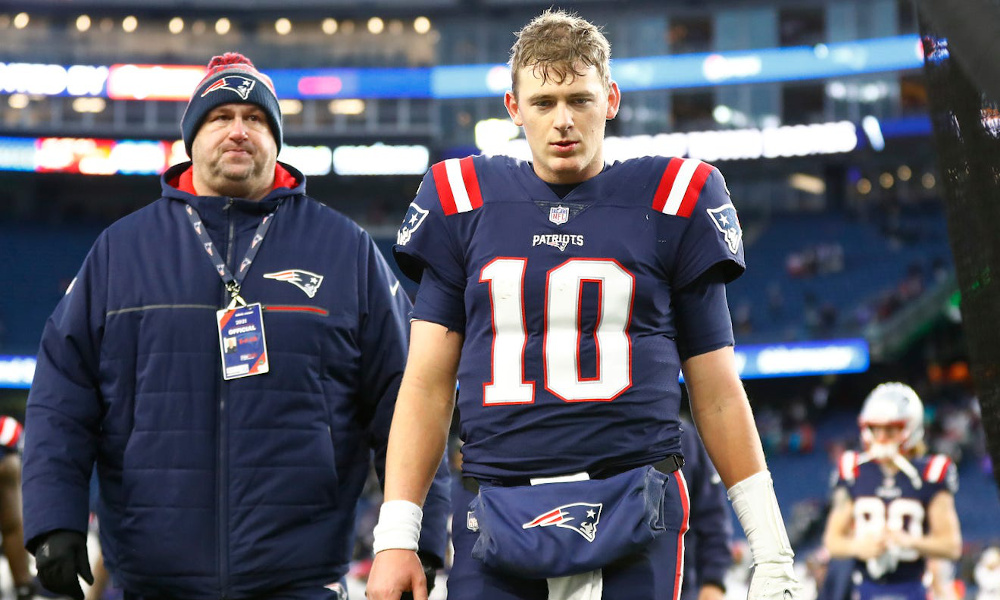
top-left (22, 162), bottom-right (450, 599)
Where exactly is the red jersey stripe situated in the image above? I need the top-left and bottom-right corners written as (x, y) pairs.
top-left (673, 470), bottom-right (691, 600)
top-left (460, 156), bottom-right (484, 209)
top-left (431, 161), bottom-right (458, 215)
top-left (676, 161), bottom-right (714, 218)
top-left (652, 158), bottom-right (684, 213)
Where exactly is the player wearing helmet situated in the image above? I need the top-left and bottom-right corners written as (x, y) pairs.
top-left (822, 382), bottom-right (962, 600)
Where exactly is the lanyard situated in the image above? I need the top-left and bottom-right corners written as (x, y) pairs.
top-left (182, 202), bottom-right (277, 309)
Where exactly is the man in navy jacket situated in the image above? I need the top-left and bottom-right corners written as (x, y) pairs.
top-left (22, 52), bottom-right (449, 600)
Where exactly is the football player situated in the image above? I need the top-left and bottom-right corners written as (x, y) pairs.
top-left (823, 382), bottom-right (962, 600)
top-left (367, 8), bottom-right (798, 600)
top-left (0, 416), bottom-right (37, 600)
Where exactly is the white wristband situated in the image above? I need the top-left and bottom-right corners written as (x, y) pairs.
top-left (727, 470), bottom-right (794, 566)
top-left (372, 500), bottom-right (423, 554)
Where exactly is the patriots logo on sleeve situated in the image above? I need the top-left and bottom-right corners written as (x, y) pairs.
top-left (522, 502), bottom-right (603, 542)
top-left (707, 204), bottom-right (743, 254)
top-left (201, 76), bottom-right (256, 100)
top-left (397, 202), bottom-right (429, 246)
top-left (263, 269), bottom-right (324, 298)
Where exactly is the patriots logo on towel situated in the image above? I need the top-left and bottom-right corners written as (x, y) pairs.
top-left (707, 203), bottom-right (742, 255)
top-left (263, 269), bottom-right (324, 298)
top-left (397, 202), bottom-right (429, 246)
top-left (201, 76), bottom-right (256, 100)
top-left (323, 581), bottom-right (347, 600)
top-left (522, 502), bottom-right (603, 542)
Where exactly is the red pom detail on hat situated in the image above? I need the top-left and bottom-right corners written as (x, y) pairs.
top-left (207, 52), bottom-right (256, 72)
top-left (197, 52), bottom-right (276, 95)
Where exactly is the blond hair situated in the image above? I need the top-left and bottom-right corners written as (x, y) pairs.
top-left (508, 9), bottom-right (612, 96)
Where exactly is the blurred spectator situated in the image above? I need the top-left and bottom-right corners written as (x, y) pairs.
top-left (975, 547), bottom-right (1000, 600)
top-left (767, 282), bottom-right (786, 321)
top-left (786, 243), bottom-right (844, 278)
top-left (0, 416), bottom-right (35, 600)
top-left (734, 301), bottom-right (753, 336)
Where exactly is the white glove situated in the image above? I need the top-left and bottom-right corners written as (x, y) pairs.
top-left (748, 562), bottom-right (798, 600)
top-left (866, 546), bottom-right (900, 580)
top-left (728, 471), bottom-right (801, 600)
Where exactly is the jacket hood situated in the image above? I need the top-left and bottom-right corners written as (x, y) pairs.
top-left (160, 161), bottom-right (306, 214)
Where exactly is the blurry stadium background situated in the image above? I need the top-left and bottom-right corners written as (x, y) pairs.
top-left (0, 0), bottom-right (997, 598)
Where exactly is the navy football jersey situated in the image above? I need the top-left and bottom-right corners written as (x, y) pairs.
top-left (394, 154), bottom-right (745, 480)
top-left (835, 451), bottom-right (959, 586)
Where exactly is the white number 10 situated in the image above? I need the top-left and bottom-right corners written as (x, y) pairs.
top-left (479, 257), bottom-right (635, 405)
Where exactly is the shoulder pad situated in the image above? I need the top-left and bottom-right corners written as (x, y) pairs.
top-left (838, 450), bottom-right (859, 483)
top-left (430, 156), bottom-right (483, 215)
top-left (652, 157), bottom-right (717, 218)
top-left (922, 454), bottom-right (953, 484)
top-left (0, 416), bottom-right (22, 449)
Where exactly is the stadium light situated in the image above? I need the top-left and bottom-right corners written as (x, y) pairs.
top-left (71, 97), bottom-right (106, 113)
top-left (861, 115), bottom-right (885, 151)
top-left (7, 94), bottom-right (28, 109)
top-left (322, 18), bottom-right (338, 35)
top-left (414, 16), bottom-right (431, 34)
top-left (328, 99), bottom-right (365, 115)
top-left (275, 18), bottom-right (291, 35)
top-left (122, 16), bottom-right (138, 33)
top-left (278, 99), bottom-right (302, 115)
top-left (215, 18), bottom-right (231, 35)
top-left (13, 13), bottom-right (29, 29)
top-left (789, 173), bottom-right (826, 195)
top-left (475, 118), bottom-right (520, 154)
top-left (368, 17), bottom-right (384, 35)
top-left (76, 15), bottom-right (91, 32)
top-left (713, 105), bottom-right (733, 124)
top-left (169, 17), bottom-right (184, 34)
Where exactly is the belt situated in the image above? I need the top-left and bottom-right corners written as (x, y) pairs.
top-left (461, 454), bottom-right (684, 494)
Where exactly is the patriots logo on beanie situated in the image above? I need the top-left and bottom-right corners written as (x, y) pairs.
top-left (201, 76), bottom-right (256, 100)
top-left (180, 52), bottom-right (283, 156)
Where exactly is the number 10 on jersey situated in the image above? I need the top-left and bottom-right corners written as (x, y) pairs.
top-left (479, 257), bottom-right (635, 405)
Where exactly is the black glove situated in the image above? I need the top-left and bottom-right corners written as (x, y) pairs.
top-left (400, 552), bottom-right (438, 600)
top-left (34, 530), bottom-right (94, 600)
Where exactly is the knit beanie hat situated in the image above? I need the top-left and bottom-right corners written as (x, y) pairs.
top-left (181, 52), bottom-right (282, 156)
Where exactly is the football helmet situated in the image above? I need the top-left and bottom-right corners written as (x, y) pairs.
top-left (858, 382), bottom-right (924, 460)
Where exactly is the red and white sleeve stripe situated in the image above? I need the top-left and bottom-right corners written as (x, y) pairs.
top-left (652, 157), bottom-right (715, 218)
top-left (0, 416), bottom-right (22, 449)
top-left (431, 157), bottom-right (483, 215)
top-left (838, 450), bottom-right (859, 482)
top-left (923, 454), bottom-right (952, 483)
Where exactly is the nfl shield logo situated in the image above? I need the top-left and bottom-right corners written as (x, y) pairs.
top-left (549, 205), bottom-right (570, 225)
